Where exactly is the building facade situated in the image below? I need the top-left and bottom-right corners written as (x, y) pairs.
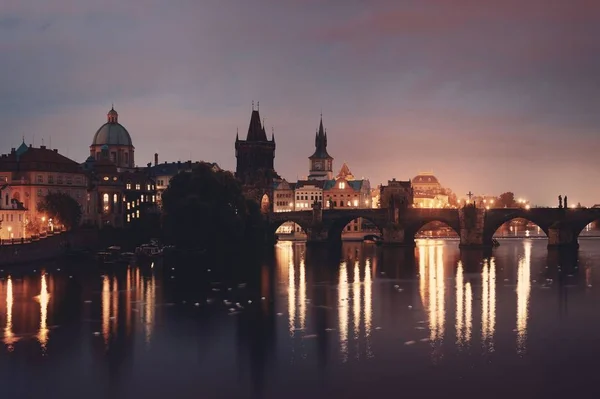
top-left (0, 184), bottom-right (27, 241)
top-left (235, 108), bottom-right (278, 212)
top-left (380, 178), bottom-right (413, 209)
top-left (323, 164), bottom-right (371, 233)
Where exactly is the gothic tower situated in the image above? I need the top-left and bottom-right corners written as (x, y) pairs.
top-left (235, 106), bottom-right (278, 210)
top-left (308, 116), bottom-right (333, 180)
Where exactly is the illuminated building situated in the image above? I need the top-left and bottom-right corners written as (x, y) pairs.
top-left (0, 184), bottom-right (27, 240)
top-left (380, 178), bottom-right (413, 208)
top-left (412, 172), bottom-right (449, 208)
top-left (0, 142), bottom-right (88, 234)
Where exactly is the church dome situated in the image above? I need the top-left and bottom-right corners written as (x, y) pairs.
top-left (91, 107), bottom-right (133, 146)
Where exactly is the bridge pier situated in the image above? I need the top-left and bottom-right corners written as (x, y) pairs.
top-left (382, 225), bottom-right (414, 247)
top-left (458, 206), bottom-right (489, 248)
top-left (547, 223), bottom-right (579, 249)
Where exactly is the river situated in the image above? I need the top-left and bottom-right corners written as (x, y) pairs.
top-left (1, 238), bottom-right (599, 398)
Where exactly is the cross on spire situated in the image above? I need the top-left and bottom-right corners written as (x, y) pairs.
top-left (466, 191), bottom-right (474, 201)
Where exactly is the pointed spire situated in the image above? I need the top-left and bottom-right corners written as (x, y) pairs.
top-left (236, 127), bottom-right (239, 141)
top-left (271, 127), bottom-right (275, 142)
top-left (246, 109), bottom-right (268, 141)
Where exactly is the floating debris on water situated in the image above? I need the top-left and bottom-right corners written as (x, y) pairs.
top-left (84, 300), bottom-right (92, 304)
top-left (302, 334), bottom-right (318, 339)
top-left (415, 326), bottom-right (426, 330)
top-left (325, 328), bottom-right (336, 332)
top-left (194, 303), bottom-right (200, 307)
top-left (375, 326), bottom-right (382, 330)
top-left (419, 338), bottom-right (429, 342)
top-left (276, 313), bottom-right (284, 316)
top-left (393, 284), bottom-right (399, 289)
top-left (404, 340), bottom-right (416, 345)
top-left (212, 288), bottom-right (220, 292)
top-left (408, 305), bottom-right (413, 309)
top-left (93, 332), bottom-right (101, 336)
top-left (261, 297), bottom-right (266, 301)
top-left (248, 300), bottom-right (253, 304)
top-left (238, 283), bottom-right (247, 288)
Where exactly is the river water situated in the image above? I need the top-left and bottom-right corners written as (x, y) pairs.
top-left (1, 238), bottom-right (600, 398)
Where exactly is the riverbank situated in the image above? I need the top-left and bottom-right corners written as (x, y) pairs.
top-left (0, 229), bottom-right (99, 266)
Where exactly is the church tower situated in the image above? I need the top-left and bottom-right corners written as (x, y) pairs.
top-left (235, 105), bottom-right (278, 210)
top-left (308, 116), bottom-right (333, 180)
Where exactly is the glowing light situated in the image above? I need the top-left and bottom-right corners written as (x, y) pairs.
top-left (456, 262), bottom-right (464, 346)
top-left (353, 260), bottom-right (360, 358)
top-left (481, 258), bottom-right (496, 352)
top-left (144, 274), bottom-right (156, 344)
top-left (517, 241), bottom-right (531, 354)
top-left (339, 261), bottom-right (349, 362)
top-left (525, 204), bottom-right (531, 210)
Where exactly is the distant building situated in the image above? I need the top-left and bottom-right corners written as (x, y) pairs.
top-left (0, 183), bottom-right (27, 240)
top-left (380, 178), bottom-right (413, 208)
top-left (308, 117), bottom-right (334, 180)
top-left (0, 142), bottom-right (88, 233)
top-left (412, 172), bottom-right (449, 208)
top-left (273, 179), bottom-right (295, 213)
top-left (235, 107), bottom-right (279, 212)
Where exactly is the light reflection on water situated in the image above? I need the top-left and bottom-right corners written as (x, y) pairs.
top-left (0, 239), bottom-right (598, 398)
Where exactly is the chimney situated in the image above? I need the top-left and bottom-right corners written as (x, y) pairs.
top-left (10, 148), bottom-right (15, 154)
top-left (40, 145), bottom-right (46, 150)
top-left (53, 149), bottom-right (58, 153)
top-left (154, 153), bottom-right (158, 166)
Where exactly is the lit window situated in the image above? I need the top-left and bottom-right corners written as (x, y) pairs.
top-left (152, 195), bottom-right (156, 202)
top-left (126, 183), bottom-right (131, 190)
top-left (135, 184), bottom-right (141, 190)
top-left (127, 214), bottom-right (131, 223)
top-left (339, 182), bottom-right (345, 189)
top-left (353, 200), bottom-right (358, 207)
top-left (103, 176), bottom-right (109, 181)
top-left (136, 210), bottom-right (140, 218)
top-left (137, 199), bottom-right (140, 205)
top-left (113, 194), bottom-right (118, 203)
top-left (48, 175), bottom-right (54, 184)
top-left (132, 201), bottom-right (136, 208)
top-left (37, 175), bottom-right (44, 183)
top-left (141, 196), bottom-right (144, 203)
top-left (147, 184), bottom-right (151, 191)
top-left (127, 202), bottom-right (131, 210)
top-left (113, 177), bottom-right (117, 181)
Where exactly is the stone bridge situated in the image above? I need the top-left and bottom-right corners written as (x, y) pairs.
top-left (267, 205), bottom-right (600, 249)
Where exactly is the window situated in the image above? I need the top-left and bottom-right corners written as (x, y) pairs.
top-left (103, 176), bottom-right (109, 181)
top-left (127, 214), bottom-right (131, 223)
top-left (113, 194), bottom-right (118, 203)
top-left (132, 201), bottom-right (136, 208)
top-left (37, 175), bottom-right (44, 183)
top-left (137, 199), bottom-right (140, 205)
top-left (127, 202), bottom-right (131, 210)
top-left (126, 183), bottom-right (132, 190)
top-left (339, 182), bottom-right (345, 189)
top-left (141, 196), bottom-right (144, 203)
top-left (57, 175), bottom-right (63, 184)
top-left (48, 175), bottom-right (54, 184)
top-left (66, 176), bottom-right (73, 185)
top-left (147, 184), bottom-right (151, 191)
top-left (103, 193), bottom-right (109, 212)
top-left (75, 176), bottom-right (82, 185)
top-left (135, 184), bottom-right (141, 190)
top-left (136, 210), bottom-right (140, 218)
top-left (353, 199), bottom-right (359, 207)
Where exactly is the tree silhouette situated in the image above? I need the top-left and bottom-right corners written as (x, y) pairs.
top-left (37, 192), bottom-right (82, 230)
top-left (162, 162), bottom-right (264, 251)
top-left (496, 192), bottom-right (517, 208)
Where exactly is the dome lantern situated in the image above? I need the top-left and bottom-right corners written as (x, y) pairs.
top-left (107, 105), bottom-right (118, 124)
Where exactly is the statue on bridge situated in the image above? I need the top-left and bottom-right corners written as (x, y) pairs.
top-left (558, 195), bottom-right (563, 209)
top-left (564, 195), bottom-right (568, 209)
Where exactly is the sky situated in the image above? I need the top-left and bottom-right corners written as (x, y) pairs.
top-left (1, 0), bottom-right (600, 206)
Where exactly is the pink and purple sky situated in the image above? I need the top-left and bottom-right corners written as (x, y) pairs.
top-left (1, 0), bottom-right (600, 205)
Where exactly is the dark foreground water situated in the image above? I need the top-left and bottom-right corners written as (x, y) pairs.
top-left (1, 238), bottom-right (600, 399)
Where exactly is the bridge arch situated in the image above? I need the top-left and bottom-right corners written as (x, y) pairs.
top-left (268, 217), bottom-right (309, 240)
top-left (404, 217), bottom-right (461, 243)
top-left (327, 215), bottom-right (385, 242)
top-left (570, 212), bottom-right (600, 239)
top-left (483, 211), bottom-right (550, 243)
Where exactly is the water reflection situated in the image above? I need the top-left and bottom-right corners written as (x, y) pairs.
top-left (3, 276), bottom-right (16, 349)
top-left (338, 261), bottom-right (349, 362)
top-left (481, 258), bottom-right (496, 352)
top-left (35, 272), bottom-right (50, 350)
top-left (364, 258), bottom-right (373, 359)
top-left (517, 241), bottom-right (532, 354)
top-left (455, 262), bottom-right (473, 348)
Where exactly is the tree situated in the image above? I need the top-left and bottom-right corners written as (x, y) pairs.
top-left (496, 192), bottom-right (517, 208)
top-left (161, 162), bottom-right (262, 251)
top-left (37, 192), bottom-right (82, 231)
